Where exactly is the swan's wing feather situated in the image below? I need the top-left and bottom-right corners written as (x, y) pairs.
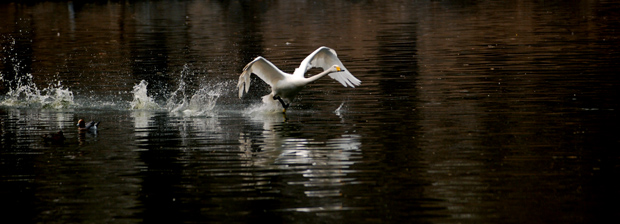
top-left (298, 46), bottom-right (361, 87)
top-left (238, 57), bottom-right (287, 98)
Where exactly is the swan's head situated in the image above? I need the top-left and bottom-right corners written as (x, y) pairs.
top-left (330, 65), bottom-right (345, 72)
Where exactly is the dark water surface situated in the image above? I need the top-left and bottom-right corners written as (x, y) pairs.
top-left (1, 0), bottom-right (619, 223)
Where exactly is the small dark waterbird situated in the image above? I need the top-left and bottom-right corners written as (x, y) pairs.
top-left (42, 130), bottom-right (66, 144)
top-left (237, 46), bottom-right (361, 113)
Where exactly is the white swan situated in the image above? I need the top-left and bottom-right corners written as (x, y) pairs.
top-left (237, 46), bottom-right (361, 112)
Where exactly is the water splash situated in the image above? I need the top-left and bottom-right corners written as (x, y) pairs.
top-left (167, 83), bottom-right (224, 117)
top-left (1, 35), bottom-right (74, 109)
top-left (242, 95), bottom-right (286, 115)
top-left (130, 73), bottom-right (225, 116)
top-left (41, 84), bottom-right (75, 109)
top-left (0, 73), bottom-right (74, 109)
top-left (163, 64), bottom-right (226, 117)
top-left (165, 76), bottom-right (188, 113)
top-left (130, 80), bottom-right (160, 110)
top-left (334, 102), bottom-right (346, 116)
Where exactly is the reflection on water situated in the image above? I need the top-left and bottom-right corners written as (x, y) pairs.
top-left (1, 0), bottom-right (619, 223)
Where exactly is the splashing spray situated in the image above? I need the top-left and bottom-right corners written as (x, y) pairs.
top-left (130, 80), bottom-right (160, 110)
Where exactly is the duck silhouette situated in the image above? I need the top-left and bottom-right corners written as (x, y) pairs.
top-left (42, 130), bottom-right (66, 144)
top-left (77, 119), bottom-right (99, 131)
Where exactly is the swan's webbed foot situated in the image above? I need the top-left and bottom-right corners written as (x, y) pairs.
top-left (272, 96), bottom-right (289, 113)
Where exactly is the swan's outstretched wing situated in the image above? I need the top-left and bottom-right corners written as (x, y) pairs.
top-left (296, 46), bottom-right (361, 88)
top-left (238, 56), bottom-right (287, 98)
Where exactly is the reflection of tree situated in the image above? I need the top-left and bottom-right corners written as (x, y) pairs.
top-left (132, 112), bottom-right (185, 223)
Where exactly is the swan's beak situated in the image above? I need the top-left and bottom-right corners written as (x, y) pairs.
top-left (336, 66), bottom-right (345, 72)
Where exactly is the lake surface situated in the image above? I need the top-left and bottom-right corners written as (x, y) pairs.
top-left (1, 0), bottom-right (619, 223)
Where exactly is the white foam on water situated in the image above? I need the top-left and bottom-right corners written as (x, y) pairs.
top-left (164, 64), bottom-right (229, 117)
top-left (129, 70), bottom-right (227, 117)
top-left (0, 73), bottom-right (75, 109)
top-left (130, 80), bottom-right (160, 110)
top-left (0, 54), bottom-right (251, 115)
top-left (242, 97), bottom-right (284, 116)
top-left (167, 82), bottom-right (225, 117)
top-left (1, 36), bottom-right (75, 109)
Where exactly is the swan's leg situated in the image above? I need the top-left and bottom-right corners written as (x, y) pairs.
top-left (272, 96), bottom-right (289, 113)
top-left (282, 111), bottom-right (288, 121)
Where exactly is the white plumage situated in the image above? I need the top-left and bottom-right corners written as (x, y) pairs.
top-left (237, 46), bottom-right (361, 112)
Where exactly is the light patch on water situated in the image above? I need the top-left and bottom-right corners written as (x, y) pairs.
top-left (131, 109), bottom-right (155, 140)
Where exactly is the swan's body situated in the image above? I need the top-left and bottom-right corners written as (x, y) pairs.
top-left (237, 46), bottom-right (361, 112)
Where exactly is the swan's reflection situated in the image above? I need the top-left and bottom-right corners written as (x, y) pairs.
top-left (240, 111), bottom-right (362, 199)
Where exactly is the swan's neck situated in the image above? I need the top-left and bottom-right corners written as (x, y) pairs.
top-left (305, 69), bottom-right (333, 83)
